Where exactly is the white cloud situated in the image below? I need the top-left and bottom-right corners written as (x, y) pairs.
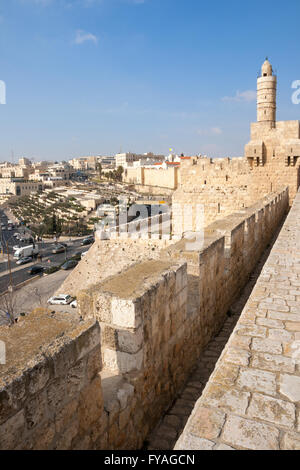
top-left (222, 90), bottom-right (256, 102)
top-left (74, 29), bottom-right (98, 45)
top-left (197, 127), bottom-right (223, 136)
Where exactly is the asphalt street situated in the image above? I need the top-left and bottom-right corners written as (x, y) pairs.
top-left (0, 269), bottom-right (74, 326)
top-left (0, 209), bottom-right (91, 293)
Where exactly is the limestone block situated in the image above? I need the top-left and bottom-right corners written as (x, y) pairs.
top-left (95, 293), bottom-right (112, 323)
top-left (252, 352), bottom-right (295, 373)
top-left (117, 327), bottom-right (143, 354)
top-left (75, 322), bottom-right (101, 361)
top-left (175, 433), bottom-right (215, 450)
top-left (222, 415), bottom-right (279, 450)
top-left (103, 348), bottom-right (143, 374)
top-left (283, 433), bottom-right (300, 450)
top-left (248, 393), bottom-right (295, 428)
top-left (78, 376), bottom-right (103, 433)
top-left (201, 383), bottom-right (250, 414)
top-left (237, 368), bottom-right (277, 396)
top-left (117, 383), bottom-right (135, 410)
top-left (190, 406), bottom-right (225, 439)
top-left (279, 374), bottom-right (300, 402)
top-left (252, 338), bottom-right (282, 355)
top-left (112, 298), bottom-right (141, 329)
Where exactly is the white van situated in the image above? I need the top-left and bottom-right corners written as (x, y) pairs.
top-left (14, 245), bottom-right (39, 260)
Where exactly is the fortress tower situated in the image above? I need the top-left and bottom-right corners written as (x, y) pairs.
top-left (257, 58), bottom-right (277, 125)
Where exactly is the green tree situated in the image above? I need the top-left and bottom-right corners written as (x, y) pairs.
top-left (115, 166), bottom-right (124, 182)
top-left (97, 162), bottom-right (102, 181)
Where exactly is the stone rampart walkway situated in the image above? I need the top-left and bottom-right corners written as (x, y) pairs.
top-left (146, 194), bottom-right (300, 450)
top-left (171, 192), bottom-right (300, 450)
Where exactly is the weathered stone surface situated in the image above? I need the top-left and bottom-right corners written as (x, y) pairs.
top-left (174, 190), bottom-right (300, 451)
top-left (237, 368), bottom-right (277, 396)
top-left (252, 352), bottom-right (295, 373)
top-left (247, 393), bottom-right (296, 428)
top-left (202, 383), bottom-right (250, 414)
top-left (175, 433), bottom-right (215, 450)
top-left (222, 415), bottom-right (280, 450)
top-left (190, 406), bottom-right (225, 440)
top-left (279, 374), bottom-right (300, 403)
top-left (252, 338), bottom-right (282, 355)
top-left (283, 433), bottom-right (300, 450)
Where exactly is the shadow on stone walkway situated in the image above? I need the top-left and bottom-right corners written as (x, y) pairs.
top-left (144, 217), bottom-right (287, 450)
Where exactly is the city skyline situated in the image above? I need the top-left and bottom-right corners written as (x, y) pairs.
top-left (0, 0), bottom-right (300, 161)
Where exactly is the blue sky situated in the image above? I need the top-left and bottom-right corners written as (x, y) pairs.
top-left (0, 0), bottom-right (299, 161)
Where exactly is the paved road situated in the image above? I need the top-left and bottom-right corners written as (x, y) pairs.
top-left (0, 269), bottom-right (74, 326)
top-left (0, 209), bottom-right (91, 293)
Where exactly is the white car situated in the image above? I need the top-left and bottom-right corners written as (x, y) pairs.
top-left (47, 294), bottom-right (74, 305)
top-left (81, 250), bottom-right (89, 259)
top-left (70, 299), bottom-right (77, 308)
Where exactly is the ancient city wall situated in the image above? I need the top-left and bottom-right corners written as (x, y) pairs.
top-left (166, 188), bottom-right (289, 356)
top-left (175, 189), bottom-right (300, 451)
top-left (0, 188), bottom-right (289, 450)
top-left (124, 166), bottom-right (179, 190)
top-left (0, 311), bottom-right (103, 450)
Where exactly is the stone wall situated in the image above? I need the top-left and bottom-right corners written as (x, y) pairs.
top-left (172, 147), bottom-right (299, 235)
top-left (76, 259), bottom-right (190, 448)
top-left (0, 189), bottom-right (289, 450)
top-left (0, 311), bottom-right (103, 450)
top-left (175, 189), bottom-right (300, 451)
top-left (124, 166), bottom-right (180, 190)
top-left (164, 188), bottom-right (289, 358)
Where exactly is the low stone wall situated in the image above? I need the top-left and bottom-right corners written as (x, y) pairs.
top-left (0, 311), bottom-right (103, 450)
top-left (165, 188), bottom-right (289, 353)
top-left (175, 189), bottom-right (300, 450)
top-left (77, 259), bottom-right (189, 448)
top-left (98, 212), bottom-right (173, 241)
top-left (0, 188), bottom-right (290, 450)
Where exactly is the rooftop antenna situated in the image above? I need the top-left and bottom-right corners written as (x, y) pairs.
top-left (11, 150), bottom-right (14, 165)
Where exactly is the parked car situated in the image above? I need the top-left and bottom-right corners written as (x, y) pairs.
top-left (28, 265), bottom-right (44, 275)
top-left (16, 256), bottom-right (32, 266)
top-left (47, 294), bottom-right (74, 305)
top-left (70, 299), bottom-right (77, 308)
top-left (81, 237), bottom-right (94, 246)
top-left (14, 233), bottom-right (20, 238)
top-left (43, 265), bottom-right (60, 275)
top-left (81, 250), bottom-right (89, 259)
top-left (61, 260), bottom-right (78, 270)
top-left (52, 244), bottom-right (65, 254)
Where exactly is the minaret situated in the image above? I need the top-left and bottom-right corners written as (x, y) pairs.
top-left (257, 58), bottom-right (277, 125)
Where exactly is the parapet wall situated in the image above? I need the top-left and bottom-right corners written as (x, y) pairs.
top-left (175, 189), bottom-right (300, 451)
top-left (168, 189), bottom-right (289, 349)
top-left (0, 311), bottom-right (103, 450)
top-left (0, 188), bottom-right (289, 450)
